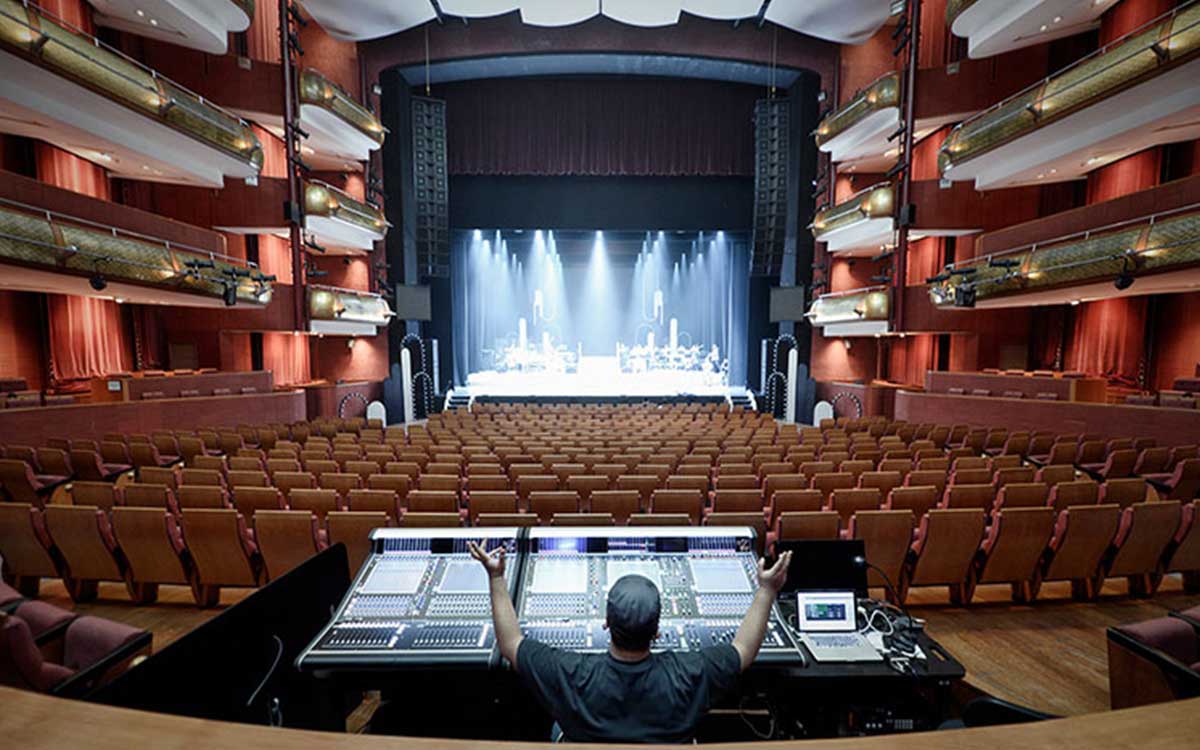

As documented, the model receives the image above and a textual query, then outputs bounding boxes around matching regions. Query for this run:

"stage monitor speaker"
[394,283,432,321]
[769,286,806,322]
[752,98,789,277]
[412,97,449,279]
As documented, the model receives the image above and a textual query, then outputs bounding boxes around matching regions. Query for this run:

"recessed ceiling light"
[1053,16,1062,23]
[149,18,158,26]
[114,297,125,304]
[136,8,145,16]
[1036,173,1045,179]
[1049,168,1057,174]
[1040,24,1048,32]
[1070,299,1080,306]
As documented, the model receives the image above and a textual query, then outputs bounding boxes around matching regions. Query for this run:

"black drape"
[441,77,759,177]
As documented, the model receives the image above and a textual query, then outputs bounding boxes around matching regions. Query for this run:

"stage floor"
[462,356,747,399]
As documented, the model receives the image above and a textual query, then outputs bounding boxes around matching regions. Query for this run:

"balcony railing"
[814,72,899,149]
[299,68,385,147]
[805,286,891,327]
[939,2,1200,176]
[304,180,388,238]
[928,203,1200,306]
[308,285,394,327]
[812,182,894,240]
[945,0,978,27]
[0,0,263,172]
[0,197,273,304]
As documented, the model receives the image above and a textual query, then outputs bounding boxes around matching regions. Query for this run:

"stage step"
[444,389,474,412]
[727,392,757,412]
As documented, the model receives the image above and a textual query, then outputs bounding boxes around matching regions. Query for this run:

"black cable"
[246,635,284,709]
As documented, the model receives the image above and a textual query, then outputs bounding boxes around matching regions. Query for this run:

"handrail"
[307,283,385,299]
[0,196,257,269]
[940,1,1200,172]
[813,284,891,300]
[814,72,899,147]
[0,0,263,169]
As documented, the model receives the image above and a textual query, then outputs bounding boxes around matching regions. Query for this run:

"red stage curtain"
[262,333,311,386]
[1065,297,1148,386]
[1100,0,1175,44]
[1028,306,1067,371]
[34,144,109,200]
[1086,148,1161,204]
[36,0,92,31]
[47,295,134,381]
[444,78,758,176]
[133,305,164,370]
[253,126,288,179]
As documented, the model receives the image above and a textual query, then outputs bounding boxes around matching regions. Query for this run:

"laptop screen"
[796,591,857,632]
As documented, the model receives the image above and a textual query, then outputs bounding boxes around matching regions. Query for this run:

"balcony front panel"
[939,3,1200,189]
[0,0,262,187]
[298,68,385,167]
[308,285,394,336]
[0,198,272,307]
[948,0,1118,59]
[806,286,891,337]
[812,182,895,256]
[815,73,900,168]
[303,180,388,253]
[928,207,1200,309]
[90,0,254,55]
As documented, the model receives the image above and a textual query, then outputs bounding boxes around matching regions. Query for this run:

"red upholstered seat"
[1,614,74,692]
[0,460,68,509]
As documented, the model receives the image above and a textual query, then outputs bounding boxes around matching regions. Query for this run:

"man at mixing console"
[468,541,792,743]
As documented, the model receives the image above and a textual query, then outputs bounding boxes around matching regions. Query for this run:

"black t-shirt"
[516,638,741,744]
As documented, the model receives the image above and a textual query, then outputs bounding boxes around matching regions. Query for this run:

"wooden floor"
[30,575,1200,719]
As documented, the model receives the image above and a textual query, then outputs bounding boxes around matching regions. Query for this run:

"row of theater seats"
[1,580,149,694]
[946,387,1060,400]
[4,412,1198,607]
[1126,391,1200,410]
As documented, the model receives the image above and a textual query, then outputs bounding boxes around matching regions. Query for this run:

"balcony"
[304,180,388,254]
[939,3,1200,189]
[0,196,273,308]
[298,69,386,168]
[0,1,263,187]
[805,286,891,337]
[947,0,1119,59]
[927,205,1200,309]
[815,73,900,170]
[90,0,254,54]
[812,182,895,256]
[308,285,395,336]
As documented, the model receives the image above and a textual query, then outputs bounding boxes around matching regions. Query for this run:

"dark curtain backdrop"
[442,77,759,177]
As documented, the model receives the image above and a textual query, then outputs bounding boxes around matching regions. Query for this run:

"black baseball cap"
[606,575,661,645]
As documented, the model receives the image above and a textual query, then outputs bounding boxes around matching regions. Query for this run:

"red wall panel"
[0,291,45,391]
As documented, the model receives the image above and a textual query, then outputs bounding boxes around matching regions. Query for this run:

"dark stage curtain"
[443,77,758,177]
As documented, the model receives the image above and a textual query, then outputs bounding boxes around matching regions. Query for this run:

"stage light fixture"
[89,272,107,291]
[222,282,238,307]
[988,257,1021,269]
[954,285,977,308]
[1114,256,1135,291]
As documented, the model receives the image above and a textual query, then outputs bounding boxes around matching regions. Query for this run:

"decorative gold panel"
[299,68,385,146]
[308,285,394,326]
[805,287,890,326]
[304,180,388,236]
[815,73,899,149]
[812,182,894,239]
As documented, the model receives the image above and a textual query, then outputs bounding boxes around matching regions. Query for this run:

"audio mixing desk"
[518,527,801,663]
[298,527,521,671]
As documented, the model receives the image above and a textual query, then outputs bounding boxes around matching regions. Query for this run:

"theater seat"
[110,507,191,604]
[774,511,840,553]
[288,488,342,522]
[1104,501,1182,597]
[1144,459,1200,501]
[475,513,537,528]
[69,449,131,482]
[628,513,692,527]
[1164,500,1200,593]
[530,491,581,524]
[179,509,262,607]
[327,511,390,571]
[969,507,1056,603]
[346,489,401,522]
[589,491,640,525]
[254,510,326,582]
[650,489,704,524]
[43,506,126,603]
[1048,480,1100,514]
[1080,449,1138,482]
[847,510,913,603]
[942,484,995,512]
[711,489,762,515]
[1099,478,1149,509]
[1,614,74,691]
[0,460,68,509]
[1035,505,1122,601]
[552,513,615,527]
[705,512,767,556]
[829,488,881,526]
[886,486,939,520]
[120,483,179,514]
[994,482,1050,512]
[70,482,121,512]
[128,443,178,470]
[0,504,61,597]
[900,509,986,605]
[398,512,462,528]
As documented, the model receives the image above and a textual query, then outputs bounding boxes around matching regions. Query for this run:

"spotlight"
[955,285,977,308]
[988,257,1022,269]
[89,273,107,291]
[1114,256,1135,291]
[223,283,238,307]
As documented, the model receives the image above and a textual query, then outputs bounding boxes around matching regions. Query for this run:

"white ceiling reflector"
[520,0,599,26]
[765,0,892,44]
[603,0,682,27]
[438,0,521,16]
[680,0,762,20]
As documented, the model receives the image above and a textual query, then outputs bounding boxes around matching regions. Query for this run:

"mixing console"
[299,525,803,673]
[299,527,520,669]
[516,527,800,663]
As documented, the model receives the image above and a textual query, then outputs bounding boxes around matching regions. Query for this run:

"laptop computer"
[794,590,882,663]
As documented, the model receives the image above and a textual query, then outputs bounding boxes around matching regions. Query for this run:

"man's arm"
[469,541,524,668]
[731,551,791,671]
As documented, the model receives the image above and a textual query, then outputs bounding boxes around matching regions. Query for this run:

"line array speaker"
[412,97,449,279]
[752,98,790,277]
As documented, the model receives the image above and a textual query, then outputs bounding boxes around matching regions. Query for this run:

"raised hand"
[757,550,791,594]
[468,540,506,579]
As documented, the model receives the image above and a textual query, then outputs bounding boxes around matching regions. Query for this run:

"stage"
[456,355,752,401]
